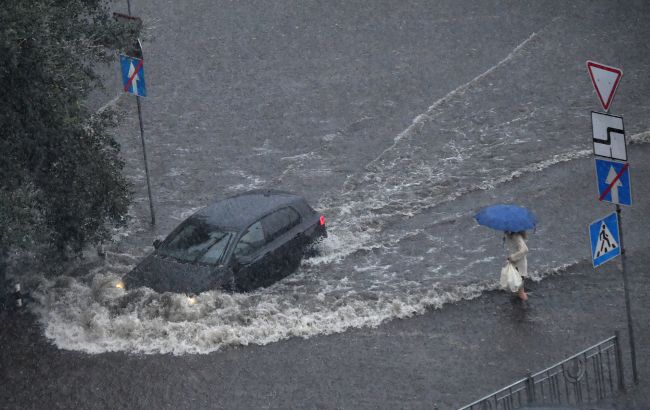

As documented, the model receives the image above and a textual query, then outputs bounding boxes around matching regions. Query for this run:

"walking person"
[505,231,528,301]
[475,203,537,301]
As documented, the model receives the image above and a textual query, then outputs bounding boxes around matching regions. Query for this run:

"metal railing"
[459,332,624,410]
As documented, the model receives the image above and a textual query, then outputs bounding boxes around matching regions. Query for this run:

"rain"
[2,1,650,408]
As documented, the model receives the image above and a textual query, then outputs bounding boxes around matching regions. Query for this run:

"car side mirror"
[153,239,162,249]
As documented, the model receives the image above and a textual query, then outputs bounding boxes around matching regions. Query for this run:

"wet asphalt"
[2,144,650,409]
[3,0,650,408]
[2,239,650,409]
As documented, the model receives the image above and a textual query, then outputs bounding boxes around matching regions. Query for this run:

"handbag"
[500,261,522,293]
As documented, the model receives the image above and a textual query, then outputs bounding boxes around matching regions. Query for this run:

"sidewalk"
[458,249,650,410]
[589,383,650,409]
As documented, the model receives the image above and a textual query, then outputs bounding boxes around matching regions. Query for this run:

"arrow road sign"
[120,55,147,97]
[589,212,621,268]
[592,112,626,161]
[586,61,622,111]
[595,158,631,206]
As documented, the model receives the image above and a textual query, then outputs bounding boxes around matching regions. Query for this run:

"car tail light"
[319,215,325,226]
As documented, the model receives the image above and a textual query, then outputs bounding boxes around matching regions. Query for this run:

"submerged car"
[122,190,326,293]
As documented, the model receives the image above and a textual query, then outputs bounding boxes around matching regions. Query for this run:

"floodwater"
[23,0,650,356]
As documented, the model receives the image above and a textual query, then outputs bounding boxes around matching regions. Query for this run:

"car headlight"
[187,295,197,306]
[115,279,125,290]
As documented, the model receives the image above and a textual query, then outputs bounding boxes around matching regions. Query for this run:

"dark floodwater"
[23,0,650,355]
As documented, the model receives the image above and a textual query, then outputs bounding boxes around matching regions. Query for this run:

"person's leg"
[517,286,528,301]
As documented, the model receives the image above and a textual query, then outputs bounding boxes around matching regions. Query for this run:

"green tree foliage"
[0,1,140,260]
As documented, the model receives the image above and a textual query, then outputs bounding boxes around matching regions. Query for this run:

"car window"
[158,218,233,264]
[198,233,232,264]
[262,207,301,242]
[234,221,266,258]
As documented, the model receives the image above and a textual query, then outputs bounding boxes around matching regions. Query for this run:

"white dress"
[505,233,528,277]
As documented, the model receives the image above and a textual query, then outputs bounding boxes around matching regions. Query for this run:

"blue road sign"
[595,158,631,206]
[120,55,147,97]
[589,212,620,268]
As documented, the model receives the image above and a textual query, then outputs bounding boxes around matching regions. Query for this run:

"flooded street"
[3,0,650,408]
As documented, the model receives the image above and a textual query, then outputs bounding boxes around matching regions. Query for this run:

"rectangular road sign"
[120,55,147,97]
[595,158,631,206]
[589,212,621,268]
[592,112,626,161]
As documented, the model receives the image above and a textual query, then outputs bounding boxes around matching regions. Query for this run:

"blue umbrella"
[475,204,537,232]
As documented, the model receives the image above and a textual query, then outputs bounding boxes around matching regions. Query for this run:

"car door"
[231,220,270,291]
[261,207,304,284]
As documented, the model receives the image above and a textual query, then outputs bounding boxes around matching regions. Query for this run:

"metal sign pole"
[136,96,156,226]
[616,204,638,384]
[124,1,155,226]
[586,60,636,385]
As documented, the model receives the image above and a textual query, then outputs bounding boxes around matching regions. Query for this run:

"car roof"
[194,189,309,231]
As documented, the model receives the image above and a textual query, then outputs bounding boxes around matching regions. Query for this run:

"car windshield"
[157,218,234,265]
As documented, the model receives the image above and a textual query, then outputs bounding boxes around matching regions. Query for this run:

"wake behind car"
[122,190,326,293]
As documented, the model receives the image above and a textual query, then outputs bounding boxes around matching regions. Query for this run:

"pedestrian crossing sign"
[589,212,621,268]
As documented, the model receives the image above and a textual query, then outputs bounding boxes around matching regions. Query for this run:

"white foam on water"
[322,133,342,142]
[311,145,593,273]
[165,168,184,177]
[301,229,377,266]
[110,206,146,243]
[630,130,650,144]
[252,138,281,155]
[31,232,589,356]
[32,268,496,355]
[224,170,267,192]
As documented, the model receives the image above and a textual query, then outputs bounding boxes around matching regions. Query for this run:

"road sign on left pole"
[118,4,154,225]
[120,55,147,97]
[118,49,155,225]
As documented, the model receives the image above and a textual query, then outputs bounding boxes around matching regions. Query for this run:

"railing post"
[614,331,626,392]
[526,372,535,404]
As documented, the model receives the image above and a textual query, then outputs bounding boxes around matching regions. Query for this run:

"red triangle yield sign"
[586,61,622,111]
